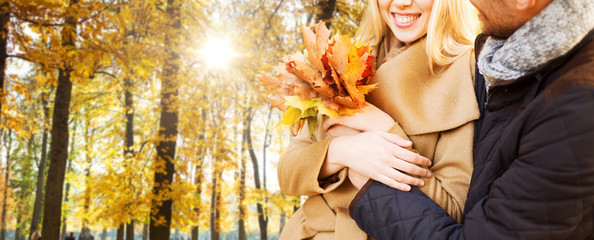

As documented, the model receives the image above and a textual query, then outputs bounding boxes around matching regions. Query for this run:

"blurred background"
[0,0,368,239]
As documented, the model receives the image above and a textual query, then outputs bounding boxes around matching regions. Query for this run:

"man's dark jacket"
[349,31,594,239]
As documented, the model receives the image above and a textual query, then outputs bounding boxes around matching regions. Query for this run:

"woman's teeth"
[395,14,419,24]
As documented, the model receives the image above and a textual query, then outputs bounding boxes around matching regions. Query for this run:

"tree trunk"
[15,211,22,240]
[191,161,204,240]
[261,108,273,236]
[61,124,77,240]
[0,131,12,240]
[209,158,220,240]
[244,109,268,240]
[150,1,182,237]
[215,168,222,240]
[60,180,70,240]
[262,108,272,192]
[126,220,134,240]
[190,227,198,240]
[42,0,78,239]
[123,76,135,240]
[191,109,206,240]
[124,77,134,157]
[149,1,181,239]
[80,117,92,240]
[29,92,50,240]
[149,42,177,240]
[101,228,107,240]
[0,0,9,117]
[141,224,147,240]
[280,211,286,234]
[209,107,226,240]
[116,224,124,240]
[238,134,247,240]
[17,137,35,240]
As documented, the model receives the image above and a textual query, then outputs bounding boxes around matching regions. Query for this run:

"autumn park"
[0,0,368,239]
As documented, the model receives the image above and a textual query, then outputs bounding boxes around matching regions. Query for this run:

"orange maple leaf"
[258,21,377,136]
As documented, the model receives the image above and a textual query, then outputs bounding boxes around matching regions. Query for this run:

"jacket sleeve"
[416,122,473,222]
[277,119,345,196]
[349,87,594,239]
[278,121,416,197]
[387,122,473,222]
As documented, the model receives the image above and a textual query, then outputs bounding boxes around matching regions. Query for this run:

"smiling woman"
[198,38,237,69]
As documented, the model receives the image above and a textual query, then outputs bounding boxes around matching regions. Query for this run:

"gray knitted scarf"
[478,0,594,86]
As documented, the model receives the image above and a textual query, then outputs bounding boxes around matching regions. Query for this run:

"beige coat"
[278,38,480,240]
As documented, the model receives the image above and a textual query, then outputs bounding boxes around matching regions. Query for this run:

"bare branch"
[6,54,34,63]
[78,4,111,24]
[266,0,285,31]
[94,70,117,79]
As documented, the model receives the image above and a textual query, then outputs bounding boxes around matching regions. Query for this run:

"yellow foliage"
[1,0,365,236]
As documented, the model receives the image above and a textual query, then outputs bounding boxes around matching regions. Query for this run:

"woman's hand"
[323,103,396,135]
[326,131,432,191]
[348,168,369,190]
[319,102,432,191]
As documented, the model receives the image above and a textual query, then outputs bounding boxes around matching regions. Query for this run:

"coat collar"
[367,38,480,135]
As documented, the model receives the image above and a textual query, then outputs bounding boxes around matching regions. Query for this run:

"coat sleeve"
[386,122,473,222]
[417,122,473,222]
[278,121,416,197]
[349,86,594,239]
[277,119,345,196]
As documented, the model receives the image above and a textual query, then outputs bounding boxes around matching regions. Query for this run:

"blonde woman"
[278,0,480,239]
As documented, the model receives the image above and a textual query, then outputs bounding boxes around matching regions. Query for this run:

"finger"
[377,131,413,147]
[383,167,425,187]
[388,158,431,178]
[322,117,340,132]
[389,145,432,168]
[377,136,431,167]
[375,174,412,191]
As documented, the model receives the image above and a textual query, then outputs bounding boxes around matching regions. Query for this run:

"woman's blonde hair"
[355,0,479,73]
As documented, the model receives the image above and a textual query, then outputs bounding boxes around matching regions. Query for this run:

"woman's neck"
[377,34,426,66]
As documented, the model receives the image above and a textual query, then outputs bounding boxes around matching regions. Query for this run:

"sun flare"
[199,39,236,69]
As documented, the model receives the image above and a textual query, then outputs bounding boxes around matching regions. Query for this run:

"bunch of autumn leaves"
[258,21,377,135]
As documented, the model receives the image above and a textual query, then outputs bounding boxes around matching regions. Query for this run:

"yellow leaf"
[300,107,317,119]
[357,83,379,95]
[278,107,301,126]
[318,104,339,119]
[283,96,321,111]
[307,116,318,135]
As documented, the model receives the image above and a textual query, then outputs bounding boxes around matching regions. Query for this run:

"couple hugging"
[277,0,594,239]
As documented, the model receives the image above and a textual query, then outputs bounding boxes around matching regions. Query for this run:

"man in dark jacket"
[349,0,594,239]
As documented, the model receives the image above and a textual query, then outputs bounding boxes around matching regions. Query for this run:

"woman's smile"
[379,0,434,43]
[392,12,421,28]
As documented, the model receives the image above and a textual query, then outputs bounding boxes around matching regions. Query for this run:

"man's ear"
[515,0,536,10]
